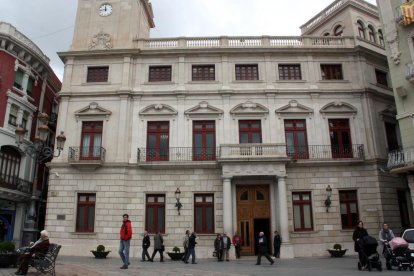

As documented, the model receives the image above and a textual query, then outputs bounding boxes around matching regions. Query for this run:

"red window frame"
[194,194,215,234]
[146,194,165,234]
[192,65,215,81]
[278,64,302,80]
[357,21,365,38]
[87,66,109,82]
[284,119,308,159]
[80,121,103,160]
[378,30,384,46]
[192,121,216,161]
[292,192,313,231]
[339,190,358,229]
[368,26,376,43]
[239,120,262,143]
[375,69,388,87]
[321,64,343,80]
[149,66,172,82]
[146,121,169,161]
[329,119,352,158]
[76,193,96,232]
[235,64,258,80]
[0,146,21,186]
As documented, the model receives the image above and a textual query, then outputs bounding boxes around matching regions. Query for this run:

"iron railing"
[0,175,32,194]
[287,144,364,160]
[388,147,414,169]
[137,147,220,162]
[69,146,106,162]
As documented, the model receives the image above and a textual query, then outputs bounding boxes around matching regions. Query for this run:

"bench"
[29,243,61,276]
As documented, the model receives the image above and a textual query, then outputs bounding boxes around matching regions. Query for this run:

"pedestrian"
[232,230,243,259]
[119,214,132,269]
[222,232,231,261]
[353,220,368,270]
[150,231,164,262]
[379,223,395,270]
[15,230,50,275]
[255,231,274,265]
[214,234,224,262]
[182,230,190,262]
[141,230,151,262]
[273,230,282,258]
[184,231,197,264]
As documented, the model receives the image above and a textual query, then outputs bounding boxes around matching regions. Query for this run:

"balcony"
[406,62,414,84]
[69,146,106,170]
[0,175,32,199]
[287,144,365,161]
[219,144,288,161]
[396,2,414,26]
[387,147,414,173]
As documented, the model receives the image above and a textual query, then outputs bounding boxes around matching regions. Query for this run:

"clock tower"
[70,0,155,51]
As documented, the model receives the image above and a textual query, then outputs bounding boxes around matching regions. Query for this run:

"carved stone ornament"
[89,32,113,50]
[386,33,401,65]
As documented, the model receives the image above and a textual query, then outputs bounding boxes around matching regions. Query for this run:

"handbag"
[212,250,217,257]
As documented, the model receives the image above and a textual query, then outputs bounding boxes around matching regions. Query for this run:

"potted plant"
[327,243,348,257]
[167,246,185,261]
[0,241,18,267]
[91,245,111,259]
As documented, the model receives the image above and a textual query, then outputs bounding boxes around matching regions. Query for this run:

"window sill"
[274,80,307,83]
[143,81,175,85]
[290,230,318,234]
[319,80,349,83]
[187,81,219,84]
[232,80,264,83]
[82,82,111,85]
[70,232,97,235]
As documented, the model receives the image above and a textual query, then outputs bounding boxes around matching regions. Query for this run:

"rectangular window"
[385,122,399,151]
[146,194,165,234]
[147,121,169,161]
[14,69,24,90]
[192,65,215,81]
[21,112,29,130]
[285,119,308,159]
[235,64,258,80]
[339,190,358,229]
[239,120,262,143]
[26,78,33,96]
[194,194,214,234]
[149,66,172,82]
[8,105,18,126]
[397,190,410,228]
[375,69,388,87]
[292,192,313,231]
[278,64,302,80]
[321,64,343,80]
[81,121,103,160]
[193,121,216,160]
[76,193,96,232]
[87,66,109,83]
[329,119,352,158]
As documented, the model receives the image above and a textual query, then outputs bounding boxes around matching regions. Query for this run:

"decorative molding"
[230,100,269,119]
[184,101,223,120]
[319,101,357,118]
[139,104,178,117]
[275,100,314,118]
[379,105,397,122]
[74,102,112,121]
[88,32,113,50]
[386,33,401,65]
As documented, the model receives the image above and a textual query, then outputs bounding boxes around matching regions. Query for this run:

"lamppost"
[14,112,66,246]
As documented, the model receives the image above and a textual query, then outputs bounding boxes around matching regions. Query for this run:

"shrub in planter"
[327,243,347,258]
[167,246,185,260]
[91,245,110,259]
[0,241,18,268]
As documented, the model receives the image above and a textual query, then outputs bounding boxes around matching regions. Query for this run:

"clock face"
[99,4,113,17]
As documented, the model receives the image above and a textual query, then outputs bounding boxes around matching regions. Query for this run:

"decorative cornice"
[74,102,112,121]
[319,101,357,118]
[184,101,224,119]
[275,100,314,117]
[139,104,178,117]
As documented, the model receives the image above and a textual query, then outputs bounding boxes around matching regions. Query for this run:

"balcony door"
[81,121,102,160]
[329,119,352,158]
[193,121,216,160]
[285,119,308,159]
[239,120,262,143]
[147,121,169,161]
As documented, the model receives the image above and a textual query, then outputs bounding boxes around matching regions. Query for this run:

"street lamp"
[324,185,333,212]
[175,188,183,215]
[14,112,66,246]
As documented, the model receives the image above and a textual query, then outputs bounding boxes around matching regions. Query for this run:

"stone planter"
[167,252,185,260]
[0,253,18,267]
[91,250,111,259]
[327,249,347,257]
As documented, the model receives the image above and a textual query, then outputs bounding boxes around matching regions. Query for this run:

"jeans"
[142,246,151,261]
[185,247,196,263]
[119,240,130,266]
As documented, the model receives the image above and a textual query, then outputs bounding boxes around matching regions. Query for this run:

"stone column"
[12,202,26,247]
[222,176,233,235]
[278,176,289,243]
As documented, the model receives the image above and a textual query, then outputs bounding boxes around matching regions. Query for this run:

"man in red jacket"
[119,214,132,269]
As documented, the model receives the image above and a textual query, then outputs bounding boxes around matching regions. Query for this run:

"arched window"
[0,146,21,185]
[357,21,365,38]
[368,25,376,43]
[334,25,344,36]
[378,29,384,46]
[323,32,330,36]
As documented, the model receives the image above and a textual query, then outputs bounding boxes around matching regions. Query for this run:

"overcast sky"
[0,0,377,81]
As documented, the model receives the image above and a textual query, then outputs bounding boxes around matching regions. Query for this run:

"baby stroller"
[384,237,414,271]
[357,235,382,271]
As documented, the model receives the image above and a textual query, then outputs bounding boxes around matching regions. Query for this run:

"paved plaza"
[0,254,408,276]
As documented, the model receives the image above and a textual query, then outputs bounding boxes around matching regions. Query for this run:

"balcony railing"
[0,175,32,194]
[388,147,414,169]
[287,144,364,160]
[69,146,106,162]
[406,62,414,83]
[137,147,220,162]
[219,144,287,159]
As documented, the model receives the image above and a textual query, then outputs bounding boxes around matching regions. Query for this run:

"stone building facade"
[47,0,409,258]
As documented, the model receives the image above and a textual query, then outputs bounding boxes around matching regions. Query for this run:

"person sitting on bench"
[15,230,50,275]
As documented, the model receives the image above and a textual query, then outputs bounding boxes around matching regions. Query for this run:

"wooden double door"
[236,185,271,255]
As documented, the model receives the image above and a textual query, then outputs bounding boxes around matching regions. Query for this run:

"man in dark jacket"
[184,231,197,264]
[119,214,132,269]
[141,230,151,261]
[273,230,282,258]
[255,231,274,265]
[150,231,164,262]
[15,230,50,275]
[222,232,231,261]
